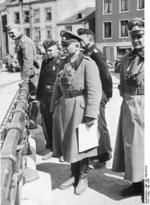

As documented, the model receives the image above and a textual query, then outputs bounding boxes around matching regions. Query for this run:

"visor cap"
[127,18,144,34]
[43,40,57,49]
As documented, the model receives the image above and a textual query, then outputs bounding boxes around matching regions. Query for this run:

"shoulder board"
[84,56,91,61]
[20,37,25,44]
[93,48,98,53]
[20,35,29,44]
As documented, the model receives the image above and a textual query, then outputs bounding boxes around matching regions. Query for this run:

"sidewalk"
[35,155,143,205]
[21,71,143,205]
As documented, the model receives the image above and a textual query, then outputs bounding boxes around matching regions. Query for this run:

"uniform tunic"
[37,56,61,149]
[50,53,102,163]
[15,35,38,80]
[86,44,113,155]
[112,50,144,182]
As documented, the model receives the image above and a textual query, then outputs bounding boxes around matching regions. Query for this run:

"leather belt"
[65,90,84,98]
[43,85,54,93]
[44,85,54,89]
[124,88,144,95]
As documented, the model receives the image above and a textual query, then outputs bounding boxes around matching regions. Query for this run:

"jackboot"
[121,181,144,197]
[74,158,89,195]
[59,176,75,190]
[59,162,78,190]
[74,173,88,195]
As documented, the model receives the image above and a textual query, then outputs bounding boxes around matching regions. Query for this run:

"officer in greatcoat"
[50,30,102,195]
[7,25,40,129]
[37,40,62,160]
[77,28,113,168]
[112,18,144,198]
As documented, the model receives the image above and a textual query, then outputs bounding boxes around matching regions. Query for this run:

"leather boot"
[59,176,75,190]
[74,158,89,195]
[59,162,78,190]
[74,173,88,195]
[121,181,144,197]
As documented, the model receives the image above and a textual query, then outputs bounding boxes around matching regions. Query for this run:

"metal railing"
[1,80,29,205]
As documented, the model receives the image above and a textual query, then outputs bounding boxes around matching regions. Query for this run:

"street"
[0,70,143,205]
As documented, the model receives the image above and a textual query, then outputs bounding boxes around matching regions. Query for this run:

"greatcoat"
[50,53,102,163]
[112,50,144,182]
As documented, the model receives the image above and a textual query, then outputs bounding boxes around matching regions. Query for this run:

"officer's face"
[46,45,58,59]
[130,32,144,50]
[65,42,80,57]
[8,29,20,40]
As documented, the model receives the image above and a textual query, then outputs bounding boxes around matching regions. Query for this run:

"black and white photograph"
[0,0,149,205]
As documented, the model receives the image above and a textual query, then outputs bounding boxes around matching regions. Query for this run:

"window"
[137,0,144,9]
[120,0,129,12]
[34,27,41,41]
[104,22,112,38]
[120,20,129,37]
[33,9,40,23]
[45,7,52,21]
[24,28,30,37]
[46,26,52,39]
[103,0,112,14]
[77,13,82,19]
[24,11,30,23]
[65,25,72,31]
[14,12,20,24]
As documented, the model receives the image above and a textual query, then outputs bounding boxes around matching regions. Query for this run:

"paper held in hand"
[78,120,99,153]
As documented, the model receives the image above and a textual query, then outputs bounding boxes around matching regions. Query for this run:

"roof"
[57,7,95,25]
[0,0,11,12]
[5,0,56,7]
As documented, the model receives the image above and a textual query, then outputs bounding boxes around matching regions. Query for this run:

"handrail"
[1,80,29,205]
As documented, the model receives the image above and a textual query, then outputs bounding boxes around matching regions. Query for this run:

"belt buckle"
[46,85,51,89]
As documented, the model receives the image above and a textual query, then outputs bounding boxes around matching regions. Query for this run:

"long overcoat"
[112,50,144,182]
[50,53,102,163]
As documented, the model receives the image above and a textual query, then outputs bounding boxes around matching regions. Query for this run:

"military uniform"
[86,44,112,157]
[51,30,102,194]
[37,55,61,150]
[15,34,39,81]
[112,49,144,180]
[51,53,102,162]
[77,28,113,161]
[112,18,144,197]
[15,34,40,128]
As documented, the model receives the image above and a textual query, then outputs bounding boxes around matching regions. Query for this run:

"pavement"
[0,70,144,205]
[28,71,143,205]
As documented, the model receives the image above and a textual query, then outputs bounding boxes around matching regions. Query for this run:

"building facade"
[95,0,144,61]
[57,7,95,37]
[0,0,95,58]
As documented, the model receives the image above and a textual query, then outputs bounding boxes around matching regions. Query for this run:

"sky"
[0,0,5,3]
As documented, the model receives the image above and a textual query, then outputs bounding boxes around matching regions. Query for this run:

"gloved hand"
[83,117,96,127]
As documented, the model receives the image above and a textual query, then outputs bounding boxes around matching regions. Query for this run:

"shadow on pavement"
[88,168,130,200]
[37,162,130,201]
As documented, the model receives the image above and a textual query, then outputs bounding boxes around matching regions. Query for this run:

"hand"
[83,117,96,127]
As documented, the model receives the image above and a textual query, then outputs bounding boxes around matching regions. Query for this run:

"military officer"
[7,25,40,182]
[37,40,62,160]
[112,18,144,199]
[50,30,102,195]
[7,25,39,129]
[77,28,113,168]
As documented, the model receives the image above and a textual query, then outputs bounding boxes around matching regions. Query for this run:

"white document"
[78,120,99,153]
